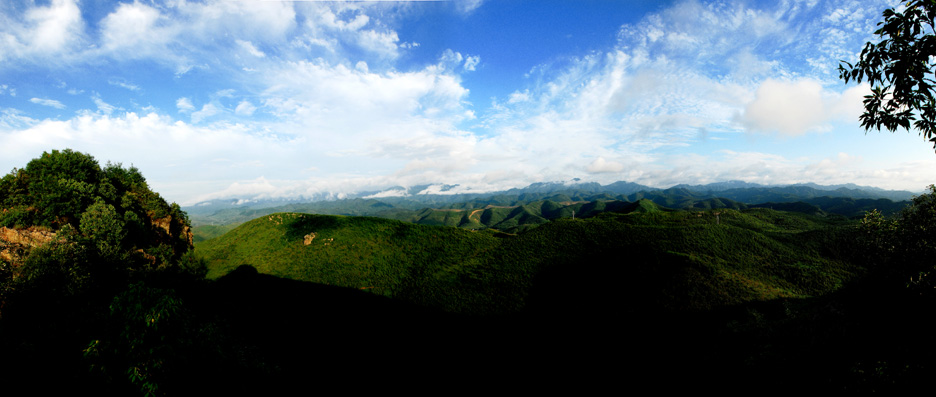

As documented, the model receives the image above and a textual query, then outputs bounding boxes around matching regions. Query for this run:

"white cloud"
[0,112,296,203]
[455,0,485,15]
[236,40,266,58]
[313,6,370,31]
[108,79,141,91]
[26,0,83,53]
[0,0,84,63]
[0,109,38,130]
[29,97,66,109]
[357,29,401,59]
[191,103,222,123]
[99,1,174,58]
[3,0,928,204]
[204,177,278,200]
[507,90,529,104]
[176,97,195,112]
[258,59,469,130]
[92,95,116,115]
[440,49,463,66]
[97,0,296,63]
[235,101,257,116]
[628,149,936,192]
[739,79,865,136]
[464,55,480,71]
[587,157,625,173]
[299,4,405,60]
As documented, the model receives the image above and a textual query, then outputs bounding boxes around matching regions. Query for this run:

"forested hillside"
[198,205,857,315]
[188,186,911,240]
[0,150,204,395]
[3,150,936,393]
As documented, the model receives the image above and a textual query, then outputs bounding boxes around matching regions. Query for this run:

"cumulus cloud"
[191,103,222,123]
[464,55,480,71]
[739,79,865,136]
[299,4,406,61]
[0,112,298,202]
[3,0,928,204]
[0,0,85,63]
[99,2,167,54]
[439,49,479,71]
[356,29,401,59]
[470,0,893,193]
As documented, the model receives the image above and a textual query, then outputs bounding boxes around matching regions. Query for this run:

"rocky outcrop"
[152,215,194,248]
[303,232,316,245]
[0,227,56,264]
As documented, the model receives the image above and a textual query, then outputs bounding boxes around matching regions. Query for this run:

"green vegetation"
[0,150,201,395]
[4,149,936,393]
[199,213,512,313]
[188,187,910,243]
[198,206,856,315]
[839,0,936,149]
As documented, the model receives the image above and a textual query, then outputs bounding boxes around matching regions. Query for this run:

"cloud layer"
[2,0,934,205]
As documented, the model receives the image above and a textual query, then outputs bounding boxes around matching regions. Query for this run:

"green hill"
[187,186,910,242]
[198,208,858,315]
[399,198,665,234]
[198,213,520,314]
[6,150,935,393]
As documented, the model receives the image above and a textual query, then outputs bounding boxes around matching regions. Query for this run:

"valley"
[2,150,933,393]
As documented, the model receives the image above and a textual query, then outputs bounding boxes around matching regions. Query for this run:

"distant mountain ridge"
[187,195,911,246]
[186,180,916,232]
[188,179,916,211]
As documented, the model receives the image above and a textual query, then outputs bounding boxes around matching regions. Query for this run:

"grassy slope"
[199,213,521,314]
[198,208,858,316]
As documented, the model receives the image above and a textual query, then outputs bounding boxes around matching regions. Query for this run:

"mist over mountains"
[183,179,919,239]
[187,179,918,214]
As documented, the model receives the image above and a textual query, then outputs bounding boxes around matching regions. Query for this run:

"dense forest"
[2,150,936,393]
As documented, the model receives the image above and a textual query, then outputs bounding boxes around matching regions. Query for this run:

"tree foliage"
[0,149,190,256]
[858,185,936,294]
[839,0,936,149]
[0,149,195,322]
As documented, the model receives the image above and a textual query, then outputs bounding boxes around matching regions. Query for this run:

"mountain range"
[186,180,917,239]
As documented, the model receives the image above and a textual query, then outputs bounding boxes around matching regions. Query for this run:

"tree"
[838,0,936,150]
[857,185,936,295]
[80,198,127,256]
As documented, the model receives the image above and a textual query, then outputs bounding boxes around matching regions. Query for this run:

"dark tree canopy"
[839,0,936,149]
[0,149,192,262]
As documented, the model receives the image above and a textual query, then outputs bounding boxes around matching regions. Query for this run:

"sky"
[2,0,935,205]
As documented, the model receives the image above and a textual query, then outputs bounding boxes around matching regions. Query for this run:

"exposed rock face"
[0,214,195,266]
[152,215,194,248]
[0,227,56,264]
[303,232,316,245]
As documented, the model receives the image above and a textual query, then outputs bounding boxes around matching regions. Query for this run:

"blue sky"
[2,0,934,205]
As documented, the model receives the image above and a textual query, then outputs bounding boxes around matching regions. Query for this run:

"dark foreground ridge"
[3,150,936,393]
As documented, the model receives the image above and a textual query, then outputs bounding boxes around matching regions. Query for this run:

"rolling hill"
[6,150,934,393]
[188,183,913,241]
[197,206,858,316]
